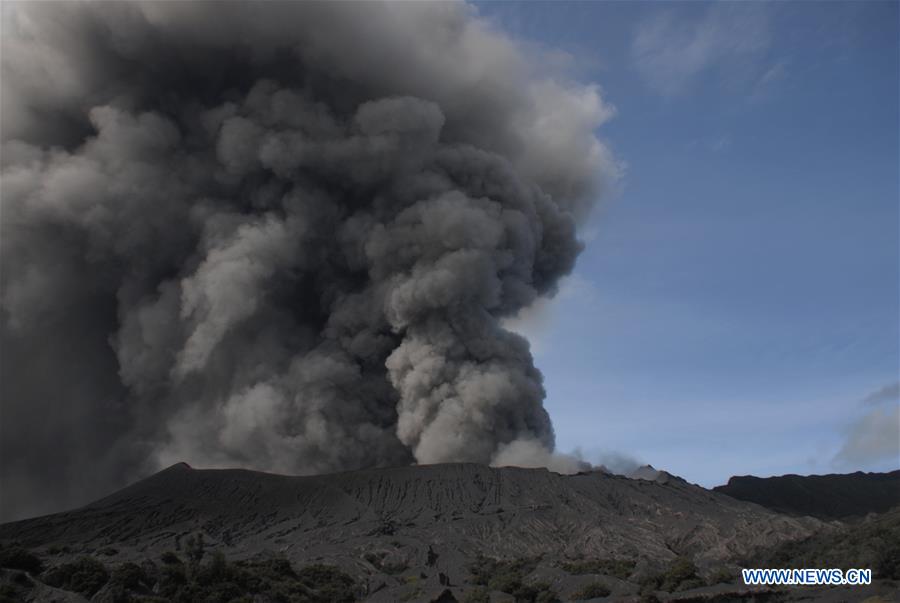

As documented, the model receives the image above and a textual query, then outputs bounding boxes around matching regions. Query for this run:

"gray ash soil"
[1,463,898,602]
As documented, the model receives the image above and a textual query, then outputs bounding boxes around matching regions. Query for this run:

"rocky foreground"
[1,463,897,602]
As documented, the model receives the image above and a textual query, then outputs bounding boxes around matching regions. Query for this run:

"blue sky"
[477,1,899,485]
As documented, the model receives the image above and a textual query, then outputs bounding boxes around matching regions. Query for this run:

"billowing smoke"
[0,1,617,520]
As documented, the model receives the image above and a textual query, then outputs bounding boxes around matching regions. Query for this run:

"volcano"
[3,463,897,601]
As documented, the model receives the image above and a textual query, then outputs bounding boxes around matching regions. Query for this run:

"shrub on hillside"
[184,534,205,567]
[32,545,360,603]
[874,538,900,580]
[469,555,537,588]
[462,585,491,603]
[110,561,154,591]
[639,557,702,594]
[662,557,699,591]
[467,556,558,602]
[295,564,357,602]
[758,506,900,579]
[562,558,635,580]
[706,567,738,585]
[43,556,110,597]
[0,547,44,574]
[572,581,611,600]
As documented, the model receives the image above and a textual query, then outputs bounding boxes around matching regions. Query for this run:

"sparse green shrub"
[463,586,491,603]
[572,581,611,600]
[32,546,358,603]
[200,579,244,602]
[676,577,704,592]
[399,585,424,602]
[488,567,522,593]
[638,557,701,594]
[0,583,21,603]
[520,581,559,603]
[638,571,661,595]
[296,564,356,602]
[706,567,737,585]
[184,534,205,567]
[758,507,900,579]
[381,560,409,574]
[43,556,110,597]
[640,557,705,595]
[660,557,699,592]
[194,551,233,585]
[111,562,152,591]
[157,562,188,598]
[0,547,43,574]
[562,558,635,580]
[262,557,296,579]
[45,545,72,555]
[467,556,555,602]
[874,537,900,580]
[0,575,35,603]
[469,555,535,587]
[237,556,297,587]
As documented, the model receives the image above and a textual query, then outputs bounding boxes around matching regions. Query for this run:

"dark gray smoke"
[0,1,617,521]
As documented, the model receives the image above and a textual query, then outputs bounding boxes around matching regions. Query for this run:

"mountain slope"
[713,470,900,520]
[1,463,820,571]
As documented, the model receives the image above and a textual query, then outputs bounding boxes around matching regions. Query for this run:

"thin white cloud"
[632,4,770,97]
[749,59,790,102]
[710,135,731,153]
[684,134,731,153]
[758,60,789,86]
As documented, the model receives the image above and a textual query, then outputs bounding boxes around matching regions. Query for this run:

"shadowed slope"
[1,462,821,572]
[714,470,900,520]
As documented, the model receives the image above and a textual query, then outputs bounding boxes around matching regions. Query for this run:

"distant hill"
[714,470,900,520]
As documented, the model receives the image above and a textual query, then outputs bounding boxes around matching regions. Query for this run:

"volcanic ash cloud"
[0,1,618,519]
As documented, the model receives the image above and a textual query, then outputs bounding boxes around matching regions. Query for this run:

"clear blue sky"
[477,0,899,485]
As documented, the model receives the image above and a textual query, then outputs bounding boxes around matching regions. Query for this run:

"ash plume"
[0,1,617,520]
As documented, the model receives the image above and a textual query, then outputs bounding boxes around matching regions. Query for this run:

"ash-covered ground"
[1,464,897,602]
